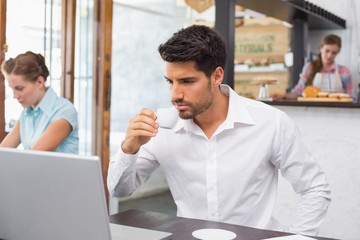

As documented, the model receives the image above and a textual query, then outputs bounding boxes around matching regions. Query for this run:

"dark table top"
[109,209,336,240]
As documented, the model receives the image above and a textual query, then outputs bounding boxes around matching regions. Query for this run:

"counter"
[263,99,360,108]
[269,103,360,240]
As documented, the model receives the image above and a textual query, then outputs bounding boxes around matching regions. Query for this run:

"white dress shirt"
[108,85,331,235]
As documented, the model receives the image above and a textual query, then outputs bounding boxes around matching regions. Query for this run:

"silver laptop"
[0,148,172,240]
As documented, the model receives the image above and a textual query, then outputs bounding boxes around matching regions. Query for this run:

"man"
[107,25,331,235]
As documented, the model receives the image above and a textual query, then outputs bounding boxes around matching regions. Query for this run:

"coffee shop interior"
[0,0,359,239]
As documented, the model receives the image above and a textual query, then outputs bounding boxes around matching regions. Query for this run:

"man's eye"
[166,79,173,85]
[182,80,193,84]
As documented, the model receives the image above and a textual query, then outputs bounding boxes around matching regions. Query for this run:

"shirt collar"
[172,84,255,133]
[322,63,337,73]
[220,84,255,127]
[25,87,57,117]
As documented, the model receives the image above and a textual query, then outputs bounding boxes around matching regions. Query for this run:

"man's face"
[164,61,213,119]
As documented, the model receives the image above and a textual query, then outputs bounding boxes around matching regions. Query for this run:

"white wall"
[274,106,360,240]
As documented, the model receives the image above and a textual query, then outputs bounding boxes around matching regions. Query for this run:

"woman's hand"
[271,92,298,100]
[0,121,21,148]
[271,93,286,100]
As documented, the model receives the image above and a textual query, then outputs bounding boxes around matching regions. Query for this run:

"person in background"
[0,51,79,153]
[273,34,352,100]
[107,25,331,235]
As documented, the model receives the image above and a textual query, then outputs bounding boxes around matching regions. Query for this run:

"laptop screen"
[0,148,111,240]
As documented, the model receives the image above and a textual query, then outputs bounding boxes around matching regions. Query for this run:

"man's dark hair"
[158,25,227,78]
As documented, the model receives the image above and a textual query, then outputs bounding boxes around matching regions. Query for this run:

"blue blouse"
[19,87,79,153]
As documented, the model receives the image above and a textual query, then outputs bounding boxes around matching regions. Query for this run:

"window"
[74,0,94,155]
[4,0,62,132]
[110,0,215,155]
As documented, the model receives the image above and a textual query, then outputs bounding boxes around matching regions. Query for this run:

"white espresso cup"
[156,107,178,129]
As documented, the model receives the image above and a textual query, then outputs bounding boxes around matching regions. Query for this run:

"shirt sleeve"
[271,110,331,235]
[107,142,160,197]
[291,63,311,96]
[51,98,79,134]
[338,65,353,95]
[107,148,138,197]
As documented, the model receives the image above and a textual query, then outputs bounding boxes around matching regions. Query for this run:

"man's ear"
[213,66,224,86]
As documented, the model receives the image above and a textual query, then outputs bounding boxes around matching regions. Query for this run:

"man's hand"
[121,108,158,154]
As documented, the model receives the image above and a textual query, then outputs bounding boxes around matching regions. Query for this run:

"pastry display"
[301,86,321,98]
[328,93,339,98]
[317,92,329,97]
[298,87,353,102]
[338,93,350,98]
